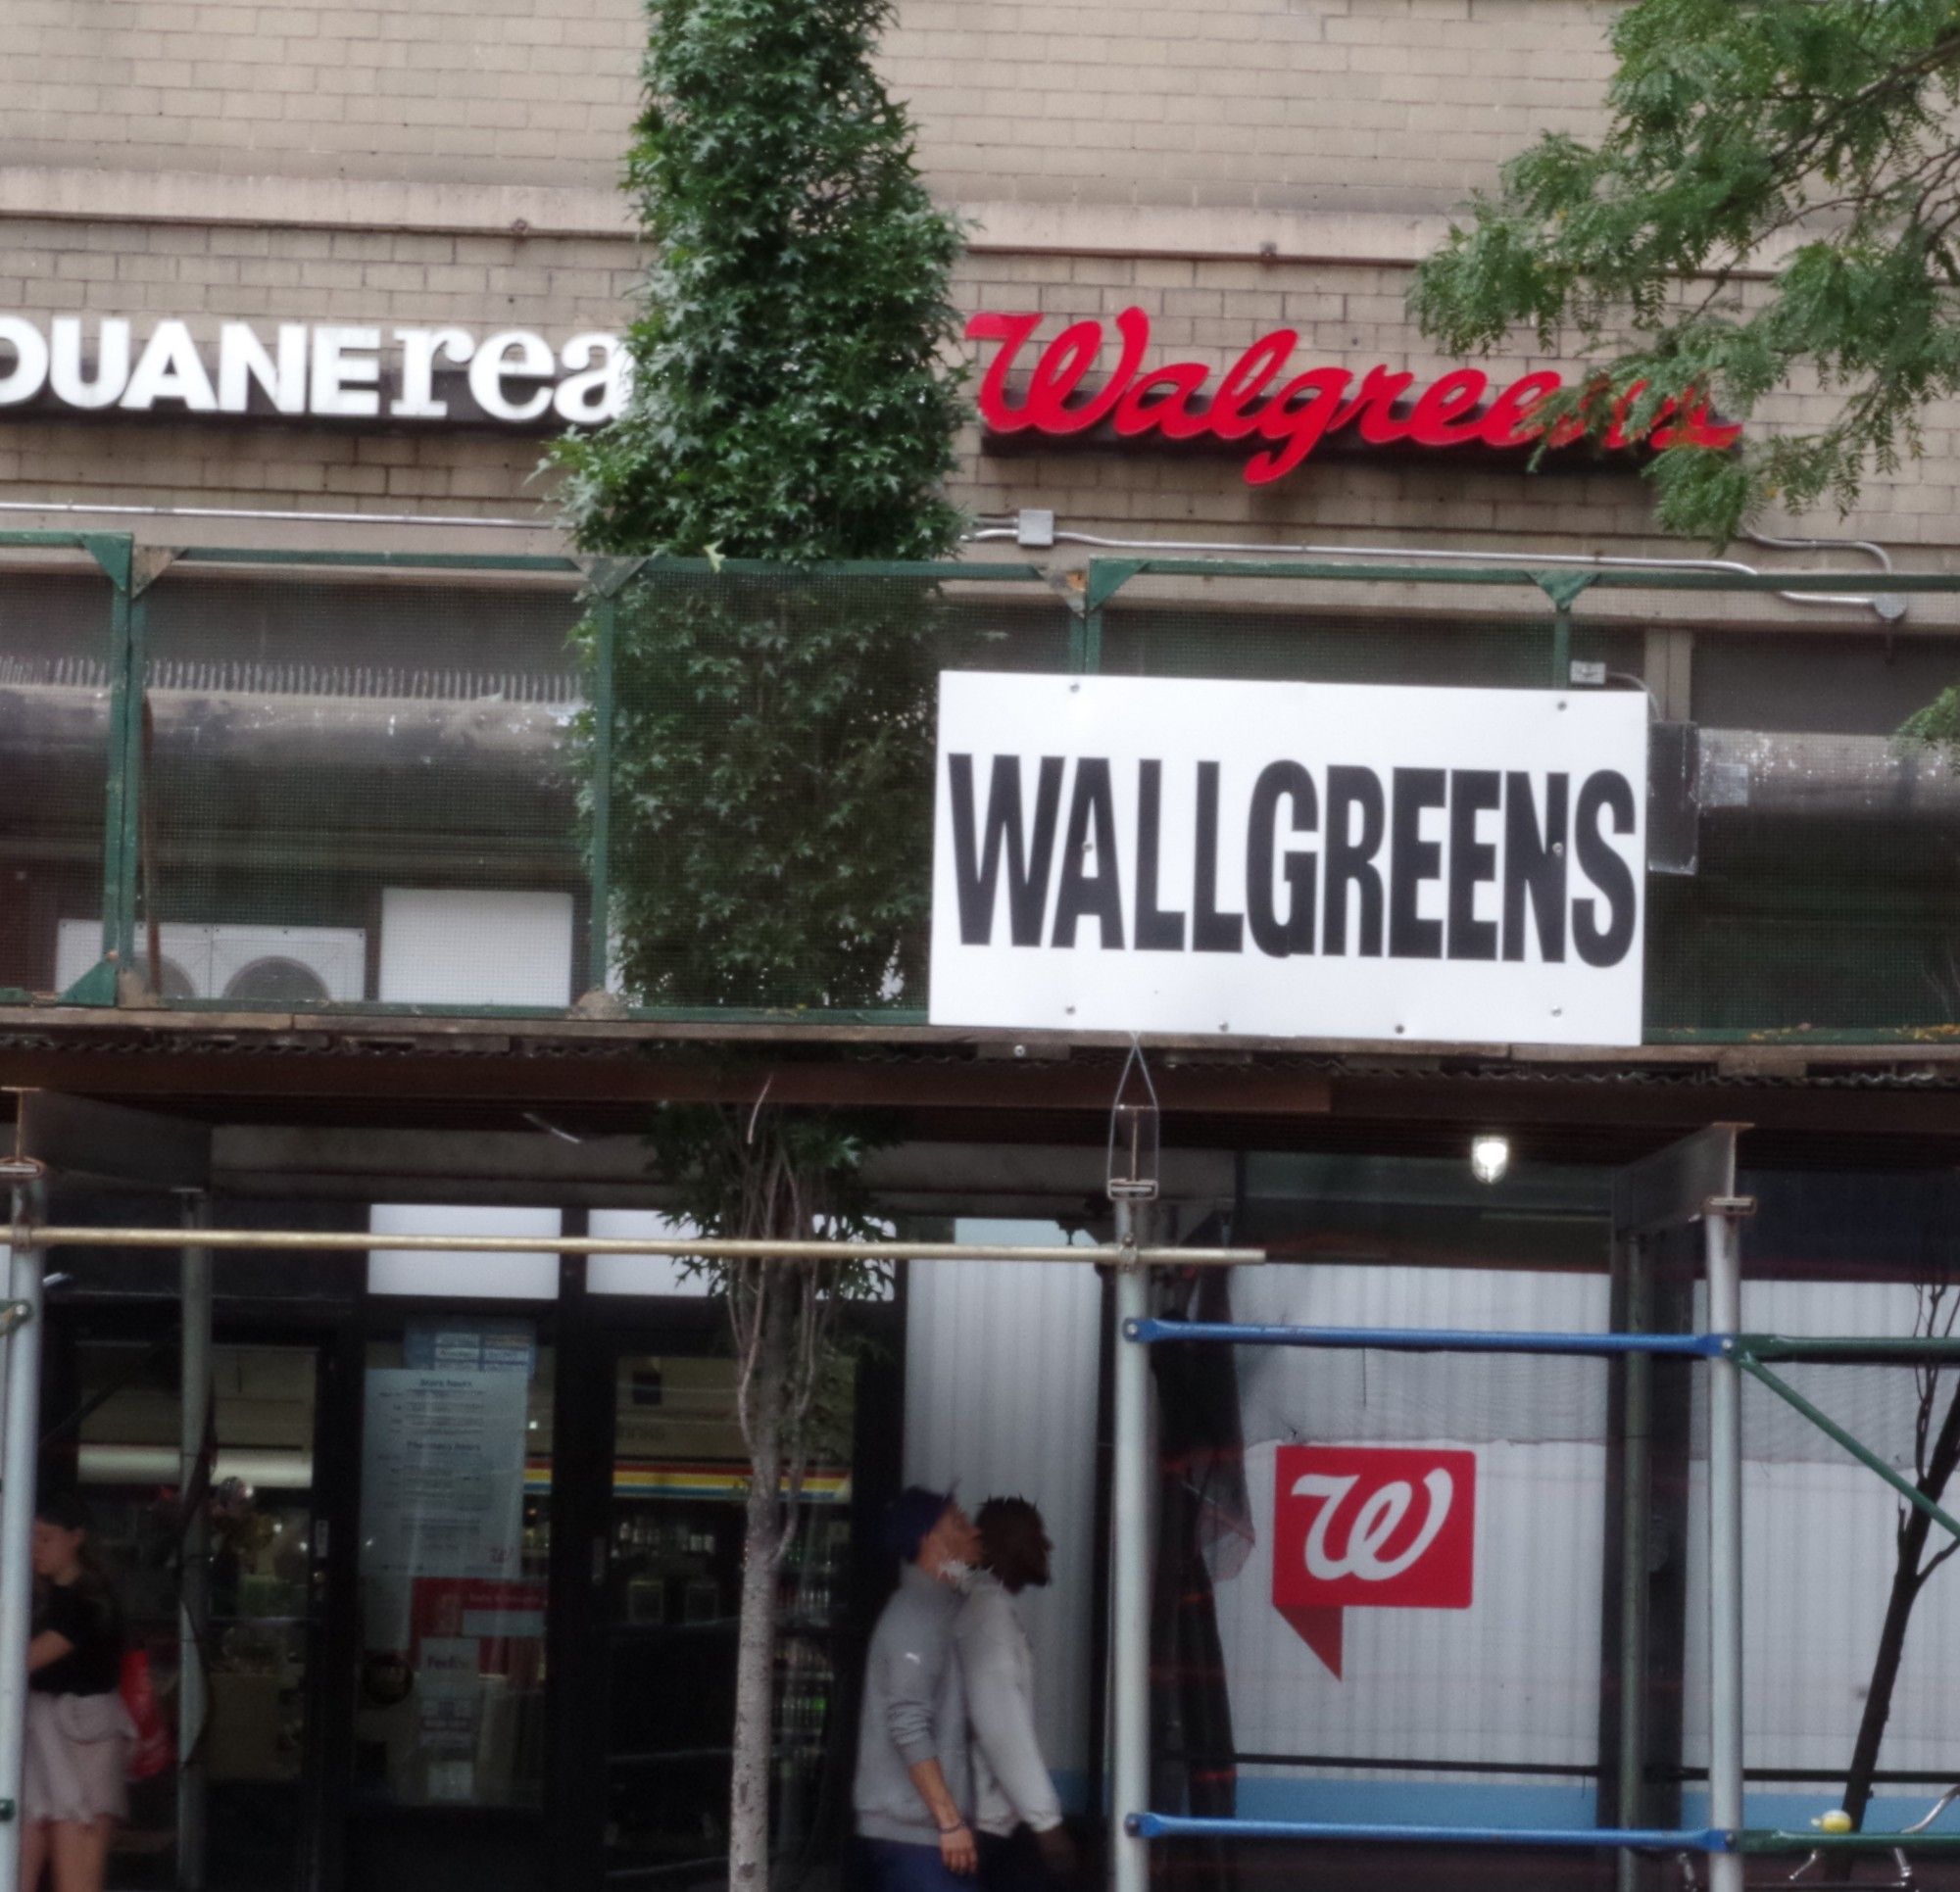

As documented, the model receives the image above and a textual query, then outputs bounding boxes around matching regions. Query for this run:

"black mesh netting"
[0,558,118,996]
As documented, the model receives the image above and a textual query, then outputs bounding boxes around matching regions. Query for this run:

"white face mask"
[937,1558,977,1593]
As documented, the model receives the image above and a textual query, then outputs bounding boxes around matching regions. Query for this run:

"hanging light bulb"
[1470,1134,1511,1186]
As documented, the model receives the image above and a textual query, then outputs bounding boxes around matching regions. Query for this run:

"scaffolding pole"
[177,1195,211,1892]
[1108,1198,1152,1892]
[0,1190,44,1892]
[1705,1198,1750,1892]
[10,1227,1256,1267]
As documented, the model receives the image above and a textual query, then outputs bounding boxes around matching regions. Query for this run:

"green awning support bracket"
[1084,558,1145,615]
[1738,1353,1960,1545]
[129,547,182,600]
[581,556,646,600]
[56,961,118,1008]
[1532,571,1596,687]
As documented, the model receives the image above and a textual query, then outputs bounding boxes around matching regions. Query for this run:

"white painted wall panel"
[905,1226,1101,1800]
[368,1202,562,1299]
[377,888,573,1007]
[586,1208,708,1298]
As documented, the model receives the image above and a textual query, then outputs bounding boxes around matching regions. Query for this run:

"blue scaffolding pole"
[1110,1152,1757,1890]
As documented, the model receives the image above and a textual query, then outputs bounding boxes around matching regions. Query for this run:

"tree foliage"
[593,570,938,1012]
[550,0,966,561]
[1410,0,1960,543]
[550,0,966,1878]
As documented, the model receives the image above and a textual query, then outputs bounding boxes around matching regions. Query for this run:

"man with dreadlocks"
[955,1497,1075,1891]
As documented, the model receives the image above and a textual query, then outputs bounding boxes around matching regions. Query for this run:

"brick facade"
[0,0,1953,572]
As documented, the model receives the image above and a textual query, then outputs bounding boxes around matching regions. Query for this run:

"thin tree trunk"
[1834,1377,1960,1873]
[1841,1517,1931,1833]
[729,1281,791,1892]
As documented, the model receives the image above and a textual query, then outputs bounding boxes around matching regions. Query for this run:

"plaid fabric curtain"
[1149,1264,1252,1890]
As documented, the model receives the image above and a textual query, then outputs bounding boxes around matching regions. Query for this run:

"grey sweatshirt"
[853,1563,972,1845]
[956,1573,1064,1837]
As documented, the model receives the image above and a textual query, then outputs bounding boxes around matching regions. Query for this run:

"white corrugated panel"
[1683,1277,1960,1804]
[1214,1265,1609,1786]
[905,1225,1101,1803]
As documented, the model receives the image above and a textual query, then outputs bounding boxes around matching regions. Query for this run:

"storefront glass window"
[354,1325,552,1810]
[74,1337,322,1884]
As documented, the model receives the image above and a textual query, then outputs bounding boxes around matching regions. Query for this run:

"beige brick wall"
[891,0,1619,216]
[0,0,1615,211]
[0,0,1956,590]
[0,0,643,188]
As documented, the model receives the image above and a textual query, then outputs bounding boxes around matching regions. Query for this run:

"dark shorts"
[859,1836,971,1892]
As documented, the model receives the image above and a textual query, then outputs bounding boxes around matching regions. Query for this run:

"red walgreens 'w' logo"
[1272,1445,1476,1679]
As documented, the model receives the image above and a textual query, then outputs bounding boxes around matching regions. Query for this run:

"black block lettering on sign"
[1246,760,1318,958]
[1134,759,1187,951]
[1446,769,1500,962]
[948,752,1064,946]
[1322,765,1385,957]
[1572,770,1638,968]
[1052,757,1125,948]
[1389,766,1446,960]
[1502,771,1568,963]
[1193,760,1245,953]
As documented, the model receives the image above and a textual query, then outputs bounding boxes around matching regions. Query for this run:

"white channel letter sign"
[928,672,1648,1047]
[0,315,628,426]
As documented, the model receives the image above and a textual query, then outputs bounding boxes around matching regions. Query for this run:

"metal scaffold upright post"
[0,1164,47,1892]
[179,1193,214,1892]
[1110,1198,1151,1892]
[1706,1192,1752,1892]
[1106,1043,1160,1892]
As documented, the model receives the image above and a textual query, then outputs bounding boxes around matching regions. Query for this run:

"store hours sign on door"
[928,672,1647,1047]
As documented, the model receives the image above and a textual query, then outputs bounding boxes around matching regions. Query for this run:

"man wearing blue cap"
[854,1485,983,1888]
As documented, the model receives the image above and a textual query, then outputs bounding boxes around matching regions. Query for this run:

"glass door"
[73,1334,326,1891]
[350,1321,554,1815]
[597,1351,858,1887]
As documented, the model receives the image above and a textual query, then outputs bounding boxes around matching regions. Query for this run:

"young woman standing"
[22,1492,134,1892]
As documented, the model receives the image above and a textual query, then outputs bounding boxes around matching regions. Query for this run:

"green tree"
[550,0,967,1878]
[1413,3,1960,1836]
[1409,0,1960,546]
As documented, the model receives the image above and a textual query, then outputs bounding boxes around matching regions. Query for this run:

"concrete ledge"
[963,200,1450,267]
[0,165,635,240]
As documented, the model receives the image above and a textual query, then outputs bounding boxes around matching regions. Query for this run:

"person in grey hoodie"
[956,1498,1075,1891]
[854,1486,984,1891]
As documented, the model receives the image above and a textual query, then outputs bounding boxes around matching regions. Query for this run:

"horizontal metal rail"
[1740,1334,1960,1362]
[1124,1319,1726,1357]
[9,1226,1261,1267]
[1126,1815,1730,1851]
[1739,1832,1960,1856]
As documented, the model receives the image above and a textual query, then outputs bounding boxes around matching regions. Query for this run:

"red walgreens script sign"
[966,308,1740,486]
[1272,1444,1476,1679]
